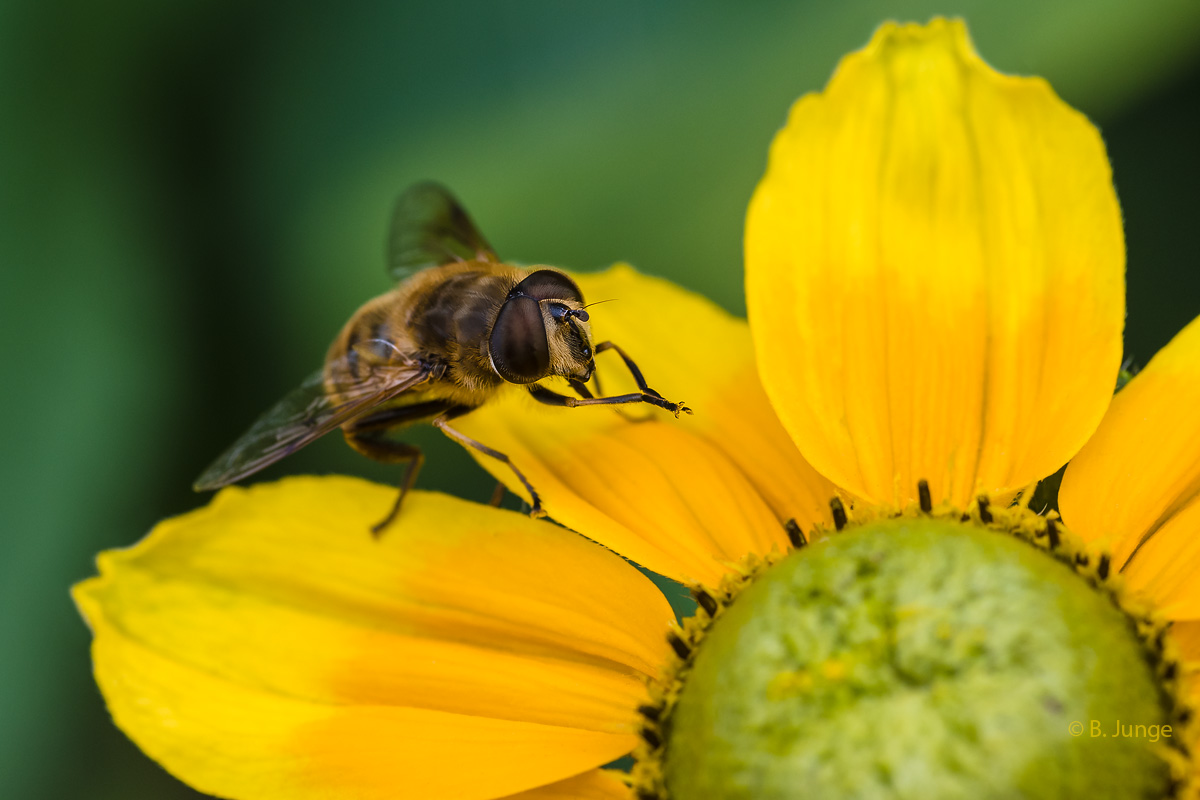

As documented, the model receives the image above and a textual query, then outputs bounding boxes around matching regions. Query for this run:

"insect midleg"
[432,406,545,518]
[342,431,425,536]
[568,378,594,399]
[527,383,691,417]
[350,398,455,432]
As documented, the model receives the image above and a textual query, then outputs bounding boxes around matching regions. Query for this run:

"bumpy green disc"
[664,518,1171,799]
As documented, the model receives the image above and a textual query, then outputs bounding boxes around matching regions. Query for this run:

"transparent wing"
[193,346,431,491]
[388,181,498,280]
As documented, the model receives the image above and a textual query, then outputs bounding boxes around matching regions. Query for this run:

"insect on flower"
[193,182,691,532]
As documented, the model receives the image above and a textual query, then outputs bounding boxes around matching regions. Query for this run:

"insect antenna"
[567,298,617,322]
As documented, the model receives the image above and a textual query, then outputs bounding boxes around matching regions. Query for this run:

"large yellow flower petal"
[74,478,672,800]
[459,264,837,585]
[500,770,631,799]
[1061,315,1200,615]
[746,18,1124,507]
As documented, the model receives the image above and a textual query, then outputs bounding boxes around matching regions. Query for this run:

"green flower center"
[662,517,1173,799]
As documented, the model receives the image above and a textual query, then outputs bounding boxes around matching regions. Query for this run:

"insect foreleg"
[343,431,425,536]
[594,341,666,399]
[433,406,546,518]
[528,383,692,418]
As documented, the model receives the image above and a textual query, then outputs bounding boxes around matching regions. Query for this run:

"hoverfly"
[194,182,690,532]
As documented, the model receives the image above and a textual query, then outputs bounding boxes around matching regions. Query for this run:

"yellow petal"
[500,770,631,799]
[1119,497,1200,618]
[459,263,838,585]
[1173,621,1200,657]
[1170,621,1200,707]
[74,478,671,800]
[1061,315,1200,597]
[746,18,1124,508]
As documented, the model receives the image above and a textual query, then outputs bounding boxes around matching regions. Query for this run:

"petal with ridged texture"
[1120,499,1200,620]
[1061,315,1200,616]
[73,478,672,800]
[500,770,632,799]
[746,18,1124,508]
[458,263,837,585]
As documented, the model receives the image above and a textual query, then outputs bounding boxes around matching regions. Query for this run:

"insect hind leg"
[433,407,545,518]
[343,430,425,536]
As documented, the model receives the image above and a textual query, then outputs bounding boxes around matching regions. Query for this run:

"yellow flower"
[74,19,1200,800]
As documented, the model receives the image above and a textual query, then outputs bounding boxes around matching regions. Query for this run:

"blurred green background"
[3,1,1199,797]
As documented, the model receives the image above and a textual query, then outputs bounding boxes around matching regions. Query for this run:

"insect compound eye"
[490,294,550,384]
[509,269,584,304]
